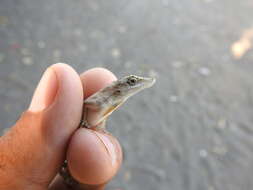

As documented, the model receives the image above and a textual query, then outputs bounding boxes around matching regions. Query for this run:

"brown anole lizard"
[60,75,156,187]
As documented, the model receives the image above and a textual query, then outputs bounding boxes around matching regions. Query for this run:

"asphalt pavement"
[1,0,253,189]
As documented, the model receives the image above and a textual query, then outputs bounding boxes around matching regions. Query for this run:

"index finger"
[80,67,117,99]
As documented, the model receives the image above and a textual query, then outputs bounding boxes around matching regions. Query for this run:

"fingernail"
[93,131,117,166]
[29,68,58,112]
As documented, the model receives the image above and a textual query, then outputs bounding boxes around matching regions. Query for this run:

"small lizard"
[60,75,156,187]
[81,75,156,130]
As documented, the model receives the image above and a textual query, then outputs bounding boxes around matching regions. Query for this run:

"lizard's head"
[85,75,156,126]
[112,75,156,100]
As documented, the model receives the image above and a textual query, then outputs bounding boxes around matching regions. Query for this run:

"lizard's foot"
[80,119,91,128]
[60,160,79,188]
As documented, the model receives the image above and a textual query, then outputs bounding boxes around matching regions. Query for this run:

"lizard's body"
[61,75,156,187]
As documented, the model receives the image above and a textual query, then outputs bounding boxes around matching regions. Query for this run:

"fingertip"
[29,63,82,113]
[67,128,122,185]
[80,67,117,98]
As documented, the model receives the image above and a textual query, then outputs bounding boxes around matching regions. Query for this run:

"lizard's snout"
[143,77,156,88]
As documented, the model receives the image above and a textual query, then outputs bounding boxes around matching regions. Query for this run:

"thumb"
[0,63,83,189]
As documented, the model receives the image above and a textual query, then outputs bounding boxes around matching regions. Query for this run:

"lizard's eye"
[127,78,137,86]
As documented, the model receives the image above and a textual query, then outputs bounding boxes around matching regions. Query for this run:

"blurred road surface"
[1,0,253,189]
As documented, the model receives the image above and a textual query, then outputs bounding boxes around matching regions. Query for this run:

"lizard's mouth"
[126,77,156,98]
[134,77,156,90]
[146,77,156,88]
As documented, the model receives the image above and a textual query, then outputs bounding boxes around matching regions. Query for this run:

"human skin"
[0,64,122,190]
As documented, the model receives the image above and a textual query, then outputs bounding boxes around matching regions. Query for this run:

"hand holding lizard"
[0,64,122,190]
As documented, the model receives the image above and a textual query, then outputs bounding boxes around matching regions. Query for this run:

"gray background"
[1,0,253,189]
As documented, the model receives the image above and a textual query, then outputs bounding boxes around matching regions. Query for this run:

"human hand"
[0,64,122,190]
